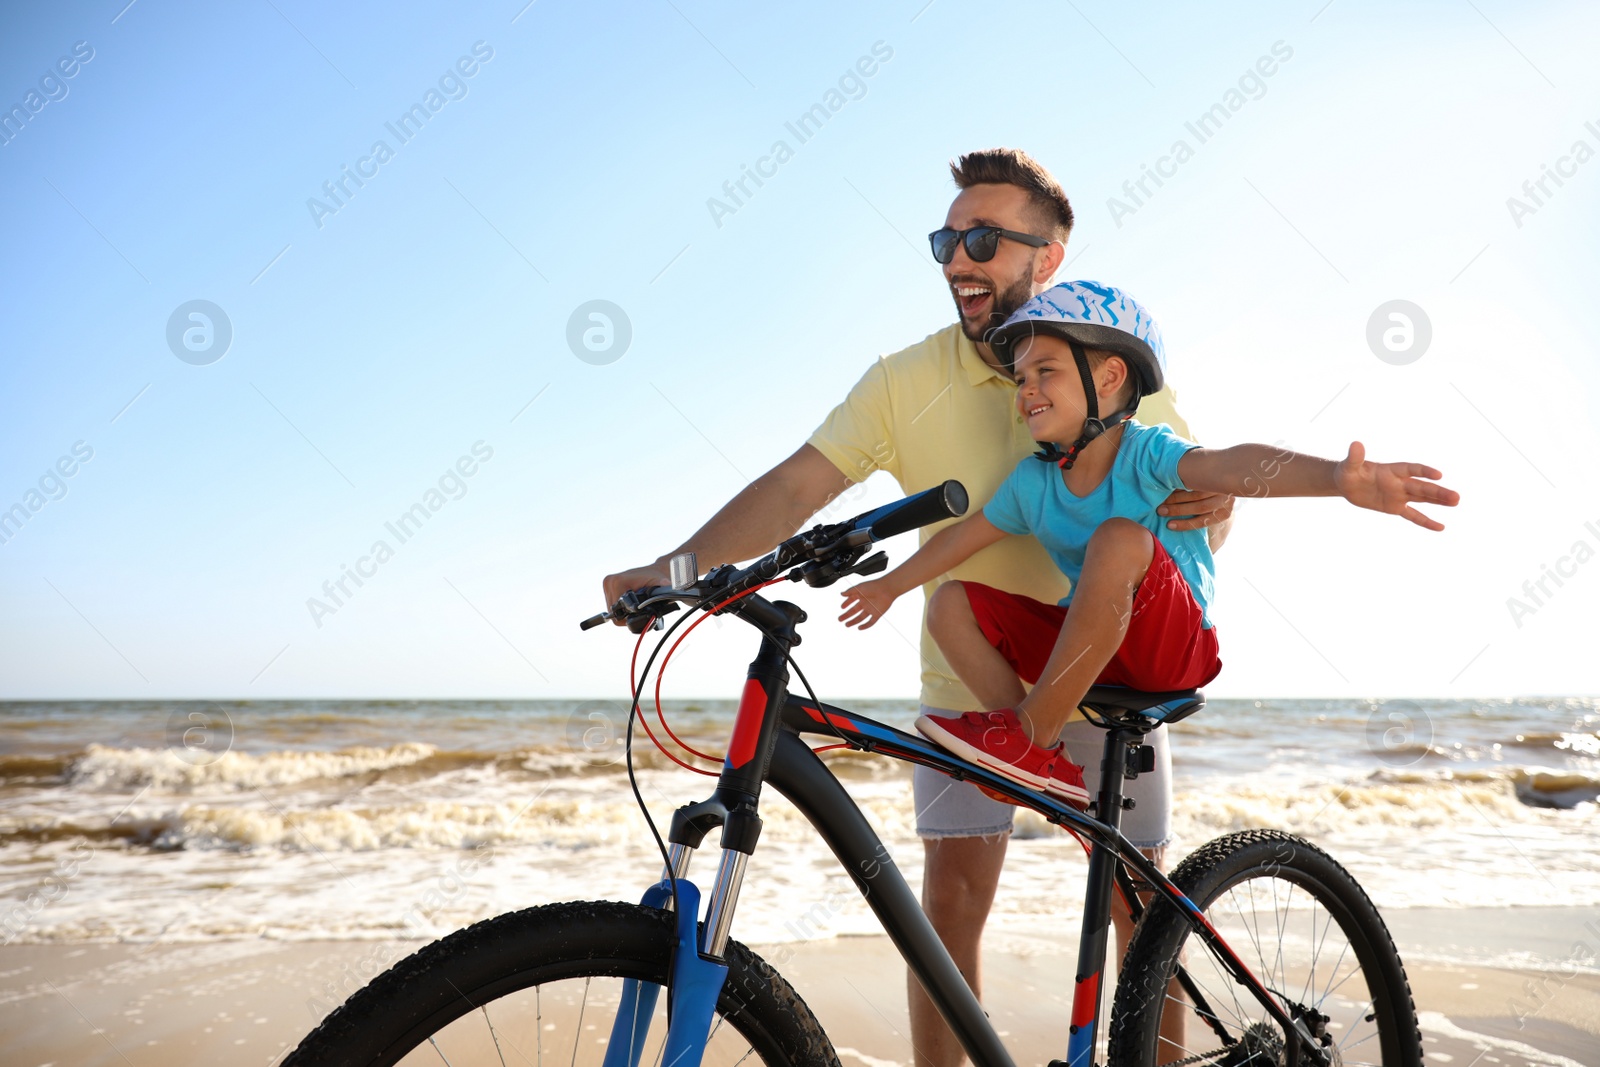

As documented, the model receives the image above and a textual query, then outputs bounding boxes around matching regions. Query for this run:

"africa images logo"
[306,41,495,229]
[166,300,233,365]
[1106,40,1293,228]
[704,41,893,229]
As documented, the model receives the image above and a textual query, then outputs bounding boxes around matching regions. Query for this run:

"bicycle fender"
[601,881,676,1067]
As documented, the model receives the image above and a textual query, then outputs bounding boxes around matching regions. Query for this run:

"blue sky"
[2,0,1598,701]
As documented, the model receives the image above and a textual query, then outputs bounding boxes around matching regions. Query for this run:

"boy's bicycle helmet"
[985,280,1168,470]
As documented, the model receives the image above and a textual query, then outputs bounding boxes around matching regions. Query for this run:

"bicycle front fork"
[601,840,751,1067]
[659,840,753,959]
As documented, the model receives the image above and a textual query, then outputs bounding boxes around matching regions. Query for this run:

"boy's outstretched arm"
[1178,441,1460,530]
[838,513,1010,628]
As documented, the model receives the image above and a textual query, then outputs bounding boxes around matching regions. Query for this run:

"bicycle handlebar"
[843,479,969,543]
[580,480,968,631]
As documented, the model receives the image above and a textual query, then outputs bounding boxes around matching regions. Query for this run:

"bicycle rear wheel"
[1109,830,1423,1067]
[283,899,839,1067]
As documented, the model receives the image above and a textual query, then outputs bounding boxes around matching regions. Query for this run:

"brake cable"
[627,578,793,776]
[628,625,718,778]
[648,578,791,765]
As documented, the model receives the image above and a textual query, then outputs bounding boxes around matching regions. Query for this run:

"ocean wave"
[0,754,72,784]
[1172,775,1590,838]
[5,769,1586,857]
[67,742,444,791]
[0,778,922,853]
[26,738,909,797]
[1369,729,1600,766]
[0,798,642,851]
[1367,766,1600,810]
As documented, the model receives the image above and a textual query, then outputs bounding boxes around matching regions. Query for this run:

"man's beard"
[955,270,1033,343]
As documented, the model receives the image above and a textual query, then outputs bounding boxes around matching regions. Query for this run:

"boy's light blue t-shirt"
[982,420,1216,628]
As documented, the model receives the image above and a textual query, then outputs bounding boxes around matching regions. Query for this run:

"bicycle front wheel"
[283,900,839,1067]
[1109,830,1423,1067]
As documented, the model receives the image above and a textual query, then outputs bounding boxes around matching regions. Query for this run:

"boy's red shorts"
[957,540,1221,692]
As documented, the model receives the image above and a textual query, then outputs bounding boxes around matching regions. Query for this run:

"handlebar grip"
[579,585,682,634]
[852,480,968,542]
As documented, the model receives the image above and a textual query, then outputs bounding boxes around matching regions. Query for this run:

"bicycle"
[284,482,1424,1067]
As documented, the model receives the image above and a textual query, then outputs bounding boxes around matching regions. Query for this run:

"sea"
[2,697,1596,962]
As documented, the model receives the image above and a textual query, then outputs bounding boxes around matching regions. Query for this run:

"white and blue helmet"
[988,280,1167,397]
[988,281,1168,469]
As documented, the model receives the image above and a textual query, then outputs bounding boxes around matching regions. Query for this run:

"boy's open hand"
[1334,441,1460,531]
[839,579,899,629]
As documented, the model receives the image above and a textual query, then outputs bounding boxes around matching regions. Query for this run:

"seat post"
[1061,725,1138,1066]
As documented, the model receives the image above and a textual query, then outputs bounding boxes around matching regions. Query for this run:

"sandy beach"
[4,698,1595,1063]
[3,906,1595,1066]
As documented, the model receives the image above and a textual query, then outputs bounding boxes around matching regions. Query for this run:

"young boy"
[838,281,1459,806]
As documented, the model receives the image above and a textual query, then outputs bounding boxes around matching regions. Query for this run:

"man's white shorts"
[911,705,1173,849]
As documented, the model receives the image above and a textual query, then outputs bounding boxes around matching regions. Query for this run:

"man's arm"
[601,443,853,605]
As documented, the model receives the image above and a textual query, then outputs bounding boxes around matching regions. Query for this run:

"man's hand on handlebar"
[602,560,672,622]
[586,481,969,634]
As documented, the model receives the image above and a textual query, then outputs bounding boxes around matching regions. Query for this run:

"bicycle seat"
[1078,686,1204,729]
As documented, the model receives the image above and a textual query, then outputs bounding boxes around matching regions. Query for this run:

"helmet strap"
[1032,338,1140,470]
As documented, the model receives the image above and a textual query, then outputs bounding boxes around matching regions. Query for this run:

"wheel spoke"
[1214,895,1255,1032]
[1111,835,1420,1067]
[480,1004,509,1067]
[1244,883,1266,975]
[1270,879,1289,1002]
[1157,987,1235,1065]
[1313,940,1356,1007]
[625,980,654,1066]
[571,976,590,1067]
[282,901,825,1067]
[1339,1025,1380,1053]
[1301,895,1336,1009]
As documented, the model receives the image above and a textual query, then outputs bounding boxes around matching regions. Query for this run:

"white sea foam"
[68,742,442,792]
[2,698,1596,947]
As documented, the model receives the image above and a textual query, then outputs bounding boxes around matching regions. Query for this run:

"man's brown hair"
[950,147,1074,241]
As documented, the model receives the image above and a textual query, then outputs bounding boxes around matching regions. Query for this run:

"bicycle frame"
[611,595,1326,1067]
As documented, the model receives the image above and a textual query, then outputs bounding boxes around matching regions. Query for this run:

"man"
[603,147,1233,1066]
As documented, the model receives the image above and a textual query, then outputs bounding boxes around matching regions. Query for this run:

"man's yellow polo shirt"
[808,322,1191,712]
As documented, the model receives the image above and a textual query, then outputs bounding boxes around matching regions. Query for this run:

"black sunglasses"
[928,225,1051,264]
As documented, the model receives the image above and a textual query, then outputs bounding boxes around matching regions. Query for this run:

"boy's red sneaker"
[915,708,1089,808]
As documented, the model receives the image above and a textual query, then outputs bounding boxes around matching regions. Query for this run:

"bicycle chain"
[1158,1049,1229,1067]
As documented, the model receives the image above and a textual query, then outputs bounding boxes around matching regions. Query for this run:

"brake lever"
[852,551,889,577]
[626,607,675,634]
[799,549,888,589]
[578,589,683,633]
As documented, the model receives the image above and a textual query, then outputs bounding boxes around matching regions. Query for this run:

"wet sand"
[1,907,1595,1066]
